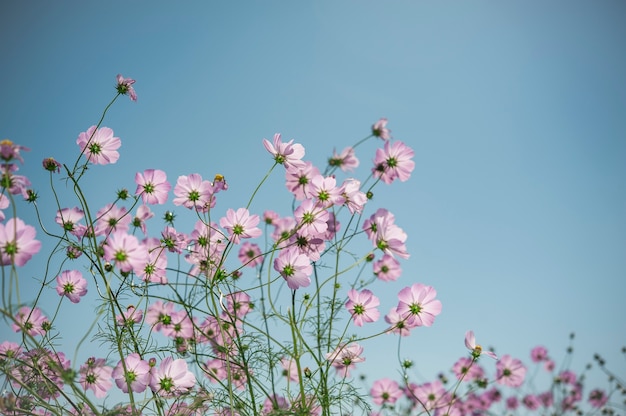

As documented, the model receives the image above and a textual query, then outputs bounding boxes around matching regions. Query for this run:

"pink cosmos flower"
[79,357,113,398]
[132,204,154,235]
[103,232,147,274]
[0,139,30,163]
[372,140,415,184]
[94,203,131,236]
[0,341,22,360]
[173,173,214,211]
[263,210,280,225]
[224,291,253,318]
[530,345,548,362]
[262,395,290,415]
[294,198,329,238]
[309,174,345,207]
[452,356,485,381]
[116,74,137,101]
[12,306,49,336]
[370,378,403,406]
[384,307,413,336]
[0,217,41,266]
[373,254,402,281]
[363,208,409,259]
[161,309,194,340]
[285,161,320,200]
[112,353,151,393]
[238,242,264,267]
[588,389,609,408]
[263,133,306,169]
[135,169,171,204]
[274,246,312,289]
[219,208,262,244]
[496,355,527,387]
[340,178,367,214]
[138,238,168,284]
[42,157,62,173]
[395,283,442,327]
[465,330,498,360]
[55,270,88,303]
[161,226,188,254]
[328,147,359,172]
[150,357,196,397]
[522,394,541,410]
[116,305,144,327]
[409,380,450,412]
[279,357,299,383]
[372,118,391,140]
[146,300,176,332]
[76,125,121,165]
[345,289,380,327]
[325,343,365,378]
[55,207,86,236]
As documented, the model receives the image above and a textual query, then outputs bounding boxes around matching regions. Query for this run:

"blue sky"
[1,0,625,408]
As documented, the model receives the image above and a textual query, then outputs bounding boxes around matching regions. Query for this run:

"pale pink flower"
[309,174,345,207]
[42,157,62,173]
[161,226,188,253]
[173,173,214,211]
[138,238,168,284]
[372,140,415,184]
[410,380,450,411]
[291,231,325,261]
[161,310,194,340]
[530,345,548,362]
[135,169,171,204]
[452,356,485,381]
[116,305,143,327]
[373,254,402,281]
[224,291,253,318]
[372,118,391,140]
[384,306,413,336]
[325,343,365,378]
[132,204,154,235]
[370,378,403,406]
[496,355,527,387]
[1,164,31,197]
[340,178,367,214]
[263,210,280,225]
[76,126,121,165]
[588,389,609,408]
[238,242,264,267]
[219,207,262,244]
[203,358,227,382]
[465,330,498,360]
[285,161,320,200]
[396,283,442,327]
[112,353,151,393]
[116,74,137,101]
[274,246,312,289]
[294,198,329,238]
[79,357,113,398]
[328,147,359,172]
[363,208,409,259]
[0,139,30,163]
[345,289,380,327]
[522,394,541,410]
[262,395,290,415]
[263,133,306,169]
[0,217,41,266]
[94,203,131,236]
[271,216,297,244]
[150,357,196,396]
[146,300,176,332]
[55,270,88,303]
[103,232,147,273]
[55,207,86,236]
[280,357,299,383]
[0,341,22,360]
[11,306,48,336]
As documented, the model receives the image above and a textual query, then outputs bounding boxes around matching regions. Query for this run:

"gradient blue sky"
[1,0,625,404]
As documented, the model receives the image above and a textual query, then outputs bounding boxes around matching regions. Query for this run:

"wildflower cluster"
[0,75,623,416]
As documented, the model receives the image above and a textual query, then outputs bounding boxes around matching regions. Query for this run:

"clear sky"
[1,0,625,408]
